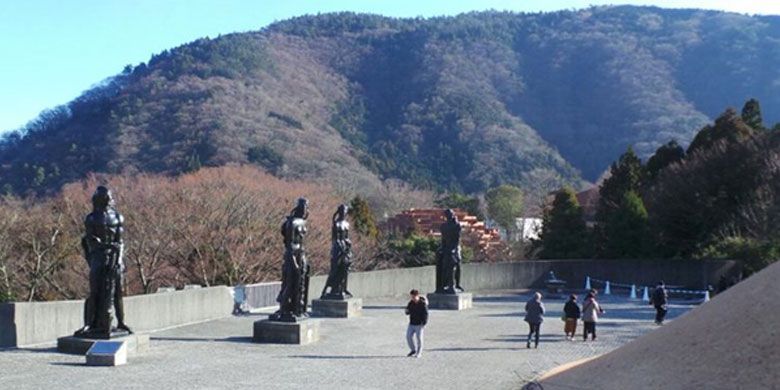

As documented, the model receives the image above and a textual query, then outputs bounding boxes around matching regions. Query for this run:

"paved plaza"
[0,291,697,390]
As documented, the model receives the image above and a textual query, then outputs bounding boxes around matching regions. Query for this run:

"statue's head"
[444,208,457,222]
[336,204,349,220]
[293,198,309,219]
[92,186,113,210]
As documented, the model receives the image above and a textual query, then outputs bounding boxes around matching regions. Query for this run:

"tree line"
[535,99,780,275]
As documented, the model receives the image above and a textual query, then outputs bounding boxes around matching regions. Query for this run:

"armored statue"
[270,198,311,322]
[435,209,464,294]
[321,204,353,300]
[74,186,132,338]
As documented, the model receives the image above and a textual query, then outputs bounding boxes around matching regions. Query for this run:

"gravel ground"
[0,291,696,390]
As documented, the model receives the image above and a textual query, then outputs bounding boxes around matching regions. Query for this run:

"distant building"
[383,208,502,251]
[514,217,542,241]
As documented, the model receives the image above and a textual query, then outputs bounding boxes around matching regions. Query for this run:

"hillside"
[2,6,780,199]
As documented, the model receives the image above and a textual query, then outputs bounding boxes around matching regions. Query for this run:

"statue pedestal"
[57,333,150,355]
[253,318,320,345]
[427,292,473,310]
[311,297,362,318]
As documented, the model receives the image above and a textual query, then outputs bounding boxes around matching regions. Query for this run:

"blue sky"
[1,0,778,134]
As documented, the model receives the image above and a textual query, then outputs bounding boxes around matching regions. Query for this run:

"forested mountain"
[3,6,780,199]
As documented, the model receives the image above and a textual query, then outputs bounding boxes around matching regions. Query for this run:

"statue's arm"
[115,211,126,272]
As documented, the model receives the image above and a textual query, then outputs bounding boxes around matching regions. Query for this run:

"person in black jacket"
[563,294,581,340]
[651,281,668,325]
[405,289,428,358]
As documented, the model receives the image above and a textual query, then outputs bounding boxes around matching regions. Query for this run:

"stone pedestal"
[86,340,128,366]
[57,333,150,355]
[311,297,362,318]
[253,318,320,345]
[427,292,473,310]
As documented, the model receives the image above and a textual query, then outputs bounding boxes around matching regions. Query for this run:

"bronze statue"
[435,209,464,294]
[74,186,132,339]
[321,204,353,300]
[270,198,311,322]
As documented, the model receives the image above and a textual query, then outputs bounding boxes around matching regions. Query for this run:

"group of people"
[402,281,670,355]
[524,289,604,348]
[521,281,670,349]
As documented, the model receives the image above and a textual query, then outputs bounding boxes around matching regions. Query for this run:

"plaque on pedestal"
[253,318,320,345]
[427,292,473,310]
[311,297,362,318]
[57,333,150,355]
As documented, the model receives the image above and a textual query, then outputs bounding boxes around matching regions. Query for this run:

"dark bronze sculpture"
[74,186,132,339]
[270,198,311,322]
[321,204,353,300]
[435,209,464,294]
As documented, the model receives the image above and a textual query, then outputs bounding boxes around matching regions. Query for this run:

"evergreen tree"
[349,196,378,238]
[485,184,524,239]
[645,140,685,181]
[688,108,755,155]
[537,187,590,259]
[595,147,644,255]
[602,191,649,258]
[184,151,202,173]
[741,98,764,131]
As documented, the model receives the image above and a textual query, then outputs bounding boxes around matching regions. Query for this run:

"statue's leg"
[455,262,463,291]
[114,272,132,333]
[93,260,113,336]
[302,262,311,314]
[435,256,442,293]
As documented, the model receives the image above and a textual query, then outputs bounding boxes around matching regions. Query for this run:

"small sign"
[86,340,128,366]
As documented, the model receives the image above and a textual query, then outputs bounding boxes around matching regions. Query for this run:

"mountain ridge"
[2,6,779,199]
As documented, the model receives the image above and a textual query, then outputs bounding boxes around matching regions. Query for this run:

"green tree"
[595,147,644,255]
[349,196,378,238]
[435,192,483,219]
[537,187,590,259]
[247,145,284,174]
[184,151,202,173]
[602,191,649,258]
[485,184,524,239]
[645,140,684,181]
[596,147,643,219]
[741,98,764,131]
[388,234,440,267]
[688,108,755,155]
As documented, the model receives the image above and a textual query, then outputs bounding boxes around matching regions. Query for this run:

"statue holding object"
[270,198,311,322]
[74,186,133,339]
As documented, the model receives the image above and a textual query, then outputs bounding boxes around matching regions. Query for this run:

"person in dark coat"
[651,281,669,325]
[405,289,428,358]
[524,292,545,349]
[563,294,581,340]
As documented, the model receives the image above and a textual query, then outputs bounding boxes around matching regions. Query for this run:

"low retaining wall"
[0,286,233,348]
[245,259,739,309]
[1,259,739,348]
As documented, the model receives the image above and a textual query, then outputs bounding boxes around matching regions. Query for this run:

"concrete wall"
[1,286,233,348]
[1,259,739,348]
[250,259,739,307]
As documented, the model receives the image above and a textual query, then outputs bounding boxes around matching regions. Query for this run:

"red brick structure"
[383,208,502,251]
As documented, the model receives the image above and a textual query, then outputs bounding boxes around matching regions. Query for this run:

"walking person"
[651,281,669,325]
[524,292,545,349]
[563,294,581,340]
[582,291,604,341]
[405,289,428,358]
